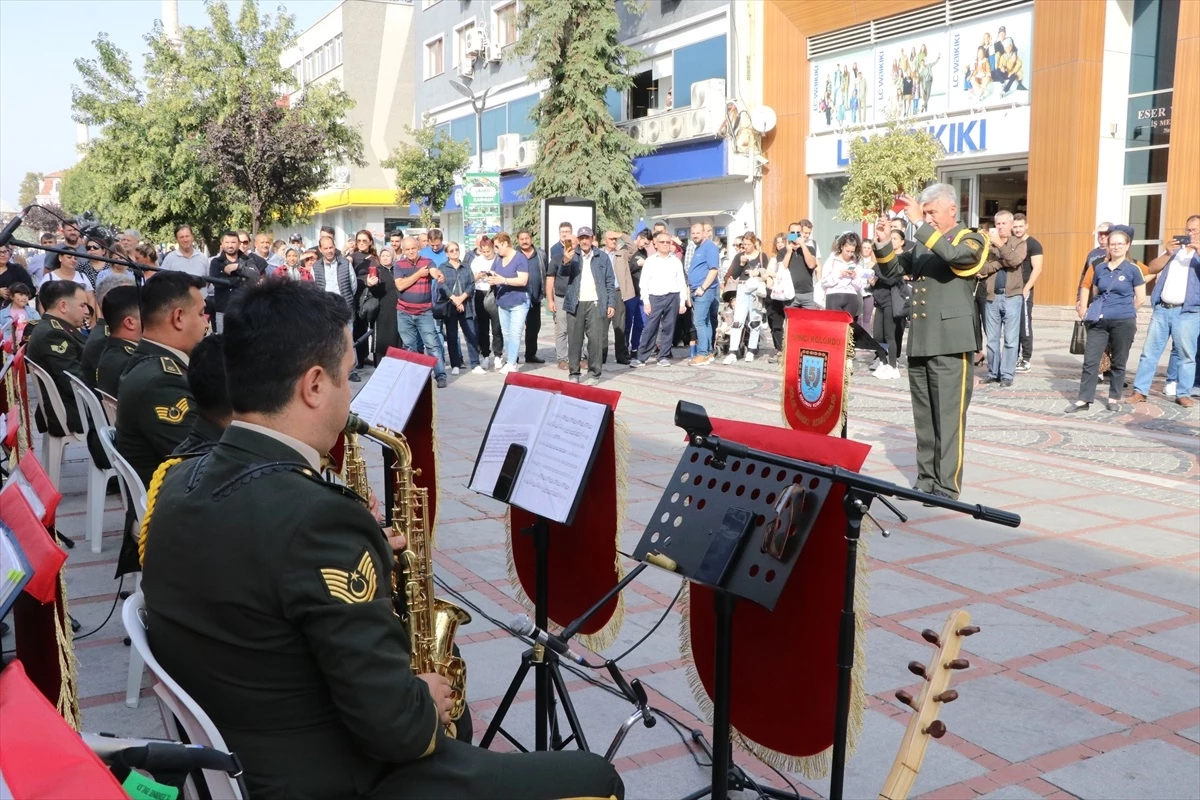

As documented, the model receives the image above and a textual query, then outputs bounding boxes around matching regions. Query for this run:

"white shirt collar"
[142,338,190,367]
[229,420,322,471]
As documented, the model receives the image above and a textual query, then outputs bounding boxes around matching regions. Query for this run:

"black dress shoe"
[1000,378,1013,388]
[1065,402,1091,413]
[349,371,362,382]
[1105,400,1120,412]
[982,375,1001,384]
[526,355,546,364]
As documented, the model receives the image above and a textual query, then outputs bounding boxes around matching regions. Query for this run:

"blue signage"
[836,118,989,166]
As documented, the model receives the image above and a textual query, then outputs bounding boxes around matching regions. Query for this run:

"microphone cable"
[73,574,126,642]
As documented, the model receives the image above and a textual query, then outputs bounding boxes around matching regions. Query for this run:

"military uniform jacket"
[115,339,197,487]
[170,415,225,457]
[141,426,441,799]
[874,223,989,358]
[81,318,109,389]
[26,313,86,436]
[96,336,139,399]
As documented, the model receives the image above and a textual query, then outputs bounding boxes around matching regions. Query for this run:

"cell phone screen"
[492,443,527,503]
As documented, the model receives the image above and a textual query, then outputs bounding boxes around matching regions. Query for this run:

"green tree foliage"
[17,172,42,208]
[838,120,944,222]
[511,0,649,235]
[382,118,471,230]
[67,0,362,250]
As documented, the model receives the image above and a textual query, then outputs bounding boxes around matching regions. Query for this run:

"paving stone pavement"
[7,312,1198,799]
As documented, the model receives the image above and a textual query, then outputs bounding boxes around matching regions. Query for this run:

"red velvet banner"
[782,308,852,435]
[504,373,624,640]
[0,470,65,604]
[688,417,870,762]
[385,348,440,535]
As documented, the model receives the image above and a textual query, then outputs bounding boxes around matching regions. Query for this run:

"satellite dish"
[750,106,777,134]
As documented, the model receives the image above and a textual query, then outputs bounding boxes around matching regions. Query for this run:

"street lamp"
[449,78,491,169]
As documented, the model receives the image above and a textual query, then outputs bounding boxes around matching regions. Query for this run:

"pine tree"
[512,0,649,236]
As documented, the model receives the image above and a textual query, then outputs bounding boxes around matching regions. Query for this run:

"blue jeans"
[396,310,446,380]
[691,289,718,356]
[624,297,645,355]
[1133,306,1199,395]
[497,299,530,365]
[985,295,1022,380]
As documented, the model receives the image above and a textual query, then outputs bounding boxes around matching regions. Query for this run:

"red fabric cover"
[504,373,623,636]
[3,348,32,450]
[688,417,870,759]
[385,348,439,534]
[0,661,127,799]
[10,452,62,527]
[782,308,852,435]
[0,482,66,604]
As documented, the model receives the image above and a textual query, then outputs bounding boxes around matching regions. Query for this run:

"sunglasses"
[86,245,102,252]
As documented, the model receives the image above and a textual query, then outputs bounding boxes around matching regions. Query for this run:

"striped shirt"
[394,257,434,314]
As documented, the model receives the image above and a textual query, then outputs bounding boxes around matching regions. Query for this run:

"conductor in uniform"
[139,280,623,800]
[873,184,989,500]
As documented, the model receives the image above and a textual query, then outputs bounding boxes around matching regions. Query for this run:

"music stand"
[634,402,1020,800]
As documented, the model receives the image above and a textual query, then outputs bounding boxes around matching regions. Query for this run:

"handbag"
[770,264,795,301]
[431,282,452,321]
[743,276,767,298]
[1069,320,1087,355]
[891,281,913,319]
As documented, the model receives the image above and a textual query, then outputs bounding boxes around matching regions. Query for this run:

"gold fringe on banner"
[55,571,82,730]
[428,385,441,549]
[678,538,870,779]
[504,417,630,653]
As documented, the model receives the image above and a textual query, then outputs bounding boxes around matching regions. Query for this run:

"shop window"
[507,94,538,139]
[1124,148,1170,185]
[482,106,507,152]
[673,35,726,108]
[810,176,851,250]
[629,71,661,120]
[449,116,477,157]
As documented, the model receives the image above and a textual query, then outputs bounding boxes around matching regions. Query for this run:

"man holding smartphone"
[780,220,820,309]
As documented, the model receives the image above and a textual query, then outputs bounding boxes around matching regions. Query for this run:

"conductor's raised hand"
[896,193,921,221]
[874,218,891,244]
[418,673,455,724]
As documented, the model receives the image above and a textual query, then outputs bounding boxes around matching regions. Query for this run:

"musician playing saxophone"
[140,280,623,800]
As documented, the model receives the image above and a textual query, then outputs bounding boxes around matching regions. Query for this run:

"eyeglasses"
[357,237,371,243]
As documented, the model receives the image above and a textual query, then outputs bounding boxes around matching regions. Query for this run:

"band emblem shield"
[800,350,827,406]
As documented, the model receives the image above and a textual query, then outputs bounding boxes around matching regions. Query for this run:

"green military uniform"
[26,313,86,436]
[96,336,139,399]
[80,318,109,389]
[169,415,225,457]
[141,425,622,800]
[875,222,989,499]
[114,339,197,487]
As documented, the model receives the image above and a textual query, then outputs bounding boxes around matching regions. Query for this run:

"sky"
[0,0,336,211]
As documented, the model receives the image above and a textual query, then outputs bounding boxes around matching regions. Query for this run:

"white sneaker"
[723,353,737,365]
[744,353,755,362]
[500,362,517,374]
[1192,385,1200,398]
[451,367,460,376]
[471,365,487,375]
[1164,381,1177,397]
[493,356,504,370]
[875,364,898,380]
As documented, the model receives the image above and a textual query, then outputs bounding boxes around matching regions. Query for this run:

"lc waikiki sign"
[805,105,1030,174]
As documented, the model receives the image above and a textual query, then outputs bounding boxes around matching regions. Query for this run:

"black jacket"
[209,254,260,313]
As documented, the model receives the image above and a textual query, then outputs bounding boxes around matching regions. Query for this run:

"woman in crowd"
[0,244,35,303]
[469,237,504,369]
[1067,228,1145,413]
[441,241,483,375]
[858,240,877,332]
[349,229,379,368]
[723,232,767,364]
[764,233,789,363]
[486,233,530,375]
[870,232,906,380]
[821,232,868,318]
[367,247,399,366]
[273,246,313,281]
[38,250,96,326]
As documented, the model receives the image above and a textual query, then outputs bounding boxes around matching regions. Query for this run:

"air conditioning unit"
[485,42,503,63]
[464,28,486,56]
[688,109,713,137]
[644,117,662,144]
[627,123,642,143]
[690,78,726,110]
[665,113,685,141]
[496,133,520,169]
[515,139,538,169]
[457,55,474,77]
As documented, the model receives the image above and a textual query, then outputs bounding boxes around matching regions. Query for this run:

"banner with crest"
[781,308,853,435]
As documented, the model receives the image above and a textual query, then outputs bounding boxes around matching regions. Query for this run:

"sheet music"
[1,527,29,614]
[349,356,431,432]
[5,470,45,521]
[510,394,607,524]
[468,386,552,494]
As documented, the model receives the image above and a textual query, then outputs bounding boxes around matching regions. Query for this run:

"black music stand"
[633,402,1020,800]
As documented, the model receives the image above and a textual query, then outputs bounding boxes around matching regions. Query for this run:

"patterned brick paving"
[16,313,1197,799]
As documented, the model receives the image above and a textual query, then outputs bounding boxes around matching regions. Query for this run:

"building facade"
[278,0,420,245]
[762,0,1197,305]
[413,0,766,243]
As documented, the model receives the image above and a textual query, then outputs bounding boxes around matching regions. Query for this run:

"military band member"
[873,184,989,500]
[81,273,136,389]
[114,271,208,487]
[26,280,90,436]
[171,334,230,456]
[95,285,142,398]
[140,280,623,800]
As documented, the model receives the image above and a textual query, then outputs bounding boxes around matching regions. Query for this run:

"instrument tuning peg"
[923,720,947,739]
[946,658,970,670]
[921,629,942,647]
[957,625,981,637]
[934,689,959,703]
[907,660,929,680]
[895,689,917,710]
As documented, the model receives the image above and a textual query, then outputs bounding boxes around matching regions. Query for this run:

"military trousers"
[907,352,973,500]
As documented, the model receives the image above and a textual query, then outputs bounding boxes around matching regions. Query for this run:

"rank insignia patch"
[964,238,981,251]
[51,341,69,354]
[320,550,377,604]
[154,397,190,423]
[160,357,183,376]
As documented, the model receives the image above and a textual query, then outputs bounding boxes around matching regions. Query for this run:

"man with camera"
[779,220,820,309]
[1129,215,1200,408]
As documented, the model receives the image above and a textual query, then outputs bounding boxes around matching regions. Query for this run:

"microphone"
[508,614,589,665]
[0,206,28,247]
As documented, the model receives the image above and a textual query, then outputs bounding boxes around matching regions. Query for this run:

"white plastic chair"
[25,357,87,491]
[99,389,118,426]
[65,372,121,553]
[123,592,244,799]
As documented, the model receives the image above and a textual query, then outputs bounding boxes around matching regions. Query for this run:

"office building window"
[333,34,343,68]
[494,2,518,48]
[1124,0,1176,186]
[482,106,507,152]
[605,88,625,122]
[449,116,478,157]
[454,20,477,67]
[425,36,445,79]
[673,35,726,108]
[507,94,539,138]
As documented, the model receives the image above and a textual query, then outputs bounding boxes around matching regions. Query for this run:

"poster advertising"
[540,197,596,252]
[874,32,949,120]
[949,7,1032,111]
[462,171,502,250]
[810,49,874,132]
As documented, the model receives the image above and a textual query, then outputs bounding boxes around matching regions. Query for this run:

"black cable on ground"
[73,575,125,642]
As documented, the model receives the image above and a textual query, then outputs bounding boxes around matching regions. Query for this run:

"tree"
[17,172,42,208]
[381,119,471,230]
[838,119,944,222]
[68,0,363,249]
[511,0,649,235]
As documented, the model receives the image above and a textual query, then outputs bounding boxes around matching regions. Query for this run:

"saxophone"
[341,414,472,734]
